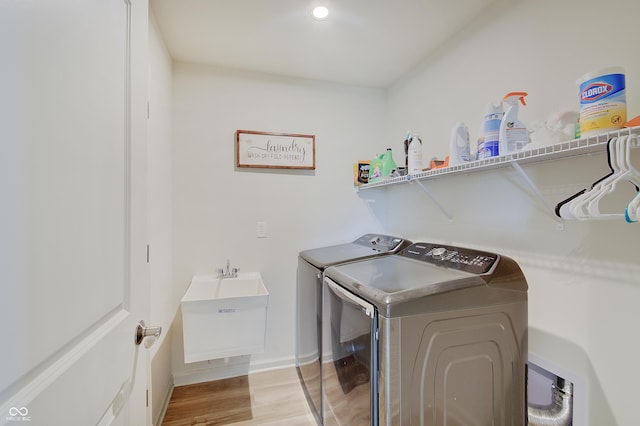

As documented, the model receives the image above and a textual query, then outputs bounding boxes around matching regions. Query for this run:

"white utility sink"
[181,273,269,363]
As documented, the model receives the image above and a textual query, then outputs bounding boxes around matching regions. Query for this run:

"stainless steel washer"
[322,242,528,425]
[296,234,410,424]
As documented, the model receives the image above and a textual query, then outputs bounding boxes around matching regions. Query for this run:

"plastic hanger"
[556,135,640,220]
[555,137,619,219]
[584,135,640,219]
[623,134,640,222]
[583,135,635,218]
[555,189,586,219]
[574,136,626,219]
[621,134,640,187]
[625,192,640,222]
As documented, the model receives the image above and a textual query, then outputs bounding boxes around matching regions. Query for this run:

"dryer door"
[323,278,378,426]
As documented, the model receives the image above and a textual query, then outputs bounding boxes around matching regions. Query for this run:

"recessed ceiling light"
[312,6,329,20]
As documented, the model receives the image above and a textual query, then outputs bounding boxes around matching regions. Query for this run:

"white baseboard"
[153,382,174,426]
[249,355,297,374]
[172,355,296,387]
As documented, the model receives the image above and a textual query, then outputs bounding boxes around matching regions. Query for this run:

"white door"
[0,1,152,425]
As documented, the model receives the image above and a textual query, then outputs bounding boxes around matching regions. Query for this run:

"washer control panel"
[354,234,406,252]
[400,242,497,274]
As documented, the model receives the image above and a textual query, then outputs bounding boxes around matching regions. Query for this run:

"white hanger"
[556,135,640,220]
[626,192,640,222]
[556,136,618,219]
[559,137,622,220]
[587,135,640,219]
[583,135,633,219]
[619,134,640,187]
[623,134,640,222]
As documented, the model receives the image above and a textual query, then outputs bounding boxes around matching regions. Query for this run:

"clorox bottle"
[577,67,626,137]
[499,92,529,155]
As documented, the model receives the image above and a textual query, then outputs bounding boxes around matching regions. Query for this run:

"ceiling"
[151,0,502,88]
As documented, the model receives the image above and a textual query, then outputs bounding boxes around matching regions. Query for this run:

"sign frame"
[236,130,316,170]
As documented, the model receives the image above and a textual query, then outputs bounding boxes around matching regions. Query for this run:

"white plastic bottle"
[499,92,529,155]
[407,134,423,175]
[449,123,470,166]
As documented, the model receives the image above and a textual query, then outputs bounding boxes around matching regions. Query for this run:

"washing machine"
[322,242,528,426]
[296,234,410,424]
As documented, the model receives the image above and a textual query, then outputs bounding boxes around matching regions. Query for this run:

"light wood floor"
[162,367,317,426]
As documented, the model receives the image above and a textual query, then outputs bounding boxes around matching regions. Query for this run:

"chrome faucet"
[218,259,239,279]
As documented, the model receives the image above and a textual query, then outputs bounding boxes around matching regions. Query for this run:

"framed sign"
[236,130,316,170]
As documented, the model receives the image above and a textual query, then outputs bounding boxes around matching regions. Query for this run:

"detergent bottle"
[368,153,384,183]
[449,123,470,165]
[368,148,397,183]
[499,92,529,155]
[407,134,423,174]
[381,148,397,177]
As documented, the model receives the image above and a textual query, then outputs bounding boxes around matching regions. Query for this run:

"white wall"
[389,0,640,150]
[148,11,174,425]
[383,0,640,424]
[170,63,386,383]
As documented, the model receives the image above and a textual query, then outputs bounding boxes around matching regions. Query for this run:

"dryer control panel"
[400,242,497,274]
[354,233,406,252]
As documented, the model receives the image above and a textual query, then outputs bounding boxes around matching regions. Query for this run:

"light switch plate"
[256,221,267,238]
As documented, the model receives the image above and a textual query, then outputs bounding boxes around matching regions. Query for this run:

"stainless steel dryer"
[296,234,410,424]
[322,242,528,426]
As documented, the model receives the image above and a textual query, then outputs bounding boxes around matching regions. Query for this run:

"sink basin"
[181,273,269,363]
[183,273,269,301]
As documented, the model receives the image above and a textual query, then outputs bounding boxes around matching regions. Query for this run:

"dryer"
[296,234,410,424]
[322,242,528,425]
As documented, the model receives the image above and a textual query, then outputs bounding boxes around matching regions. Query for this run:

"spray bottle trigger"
[503,91,528,106]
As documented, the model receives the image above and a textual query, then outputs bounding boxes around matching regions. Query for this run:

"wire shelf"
[357,126,640,191]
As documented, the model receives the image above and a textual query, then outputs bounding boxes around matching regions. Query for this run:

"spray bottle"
[499,92,529,155]
[479,101,503,159]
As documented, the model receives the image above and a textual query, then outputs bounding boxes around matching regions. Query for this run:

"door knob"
[135,320,162,346]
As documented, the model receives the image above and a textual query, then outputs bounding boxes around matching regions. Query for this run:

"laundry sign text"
[236,130,316,170]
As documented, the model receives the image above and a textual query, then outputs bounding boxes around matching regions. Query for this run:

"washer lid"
[325,255,480,298]
[299,233,407,268]
[324,242,527,317]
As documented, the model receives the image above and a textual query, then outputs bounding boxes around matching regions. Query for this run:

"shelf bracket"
[510,160,564,230]
[412,178,453,223]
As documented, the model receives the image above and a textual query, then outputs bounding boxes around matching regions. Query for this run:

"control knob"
[431,247,447,259]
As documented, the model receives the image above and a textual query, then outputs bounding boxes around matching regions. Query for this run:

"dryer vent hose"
[528,378,573,426]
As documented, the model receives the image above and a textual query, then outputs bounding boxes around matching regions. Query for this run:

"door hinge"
[146,244,150,263]
[146,389,149,407]
[147,101,150,119]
